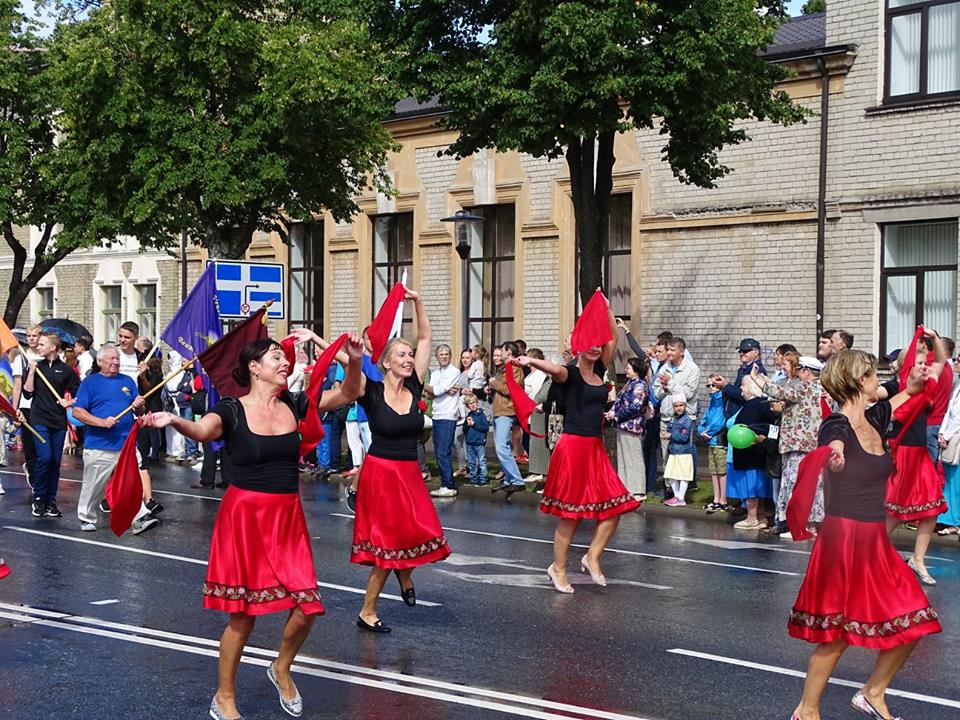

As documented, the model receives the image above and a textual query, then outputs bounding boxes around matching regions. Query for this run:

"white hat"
[798,356,824,372]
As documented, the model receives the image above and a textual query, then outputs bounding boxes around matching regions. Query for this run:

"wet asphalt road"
[0,454,958,720]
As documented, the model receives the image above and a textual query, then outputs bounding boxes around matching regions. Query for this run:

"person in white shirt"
[116,322,145,383]
[75,335,95,378]
[427,344,463,498]
[652,336,701,459]
[11,325,43,485]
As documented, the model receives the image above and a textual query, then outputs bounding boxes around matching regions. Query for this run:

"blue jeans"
[178,406,198,455]
[318,422,333,468]
[433,419,457,489]
[466,443,487,483]
[927,424,941,463]
[34,425,66,502]
[493,416,523,486]
[642,411,661,492]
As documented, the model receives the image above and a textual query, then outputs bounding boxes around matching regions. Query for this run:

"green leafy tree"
[0,1,111,326]
[51,0,399,259]
[387,0,806,305]
[801,0,826,14]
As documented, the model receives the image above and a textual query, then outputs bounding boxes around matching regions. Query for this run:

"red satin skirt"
[351,455,451,569]
[788,515,941,649]
[0,560,9,580]
[885,445,947,521]
[540,434,642,520]
[203,486,324,616]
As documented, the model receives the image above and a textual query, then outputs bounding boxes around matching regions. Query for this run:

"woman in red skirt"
[352,288,451,632]
[879,333,948,586]
[787,348,942,720]
[144,334,364,720]
[517,307,639,593]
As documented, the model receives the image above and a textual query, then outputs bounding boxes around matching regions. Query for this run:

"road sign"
[208,260,285,319]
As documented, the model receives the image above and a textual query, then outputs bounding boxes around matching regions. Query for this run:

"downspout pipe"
[815,56,829,339]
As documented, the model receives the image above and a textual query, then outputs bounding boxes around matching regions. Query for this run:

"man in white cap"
[750,354,824,538]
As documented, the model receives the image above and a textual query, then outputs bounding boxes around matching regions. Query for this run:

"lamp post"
[441,210,484,351]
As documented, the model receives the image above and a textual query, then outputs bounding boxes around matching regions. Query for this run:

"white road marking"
[669,535,956,564]
[89,599,120,606]
[667,648,960,710]
[1,526,440,606]
[330,513,800,576]
[443,553,671,590]
[0,603,650,720]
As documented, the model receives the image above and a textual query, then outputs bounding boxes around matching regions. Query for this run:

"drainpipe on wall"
[815,56,829,339]
[180,229,188,302]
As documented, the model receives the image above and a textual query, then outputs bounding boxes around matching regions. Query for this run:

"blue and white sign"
[208,260,285,319]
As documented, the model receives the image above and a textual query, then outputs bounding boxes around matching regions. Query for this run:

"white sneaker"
[779,529,794,539]
[429,487,458,498]
[80,522,96,532]
[130,516,159,535]
[191,461,204,471]
[524,474,543,483]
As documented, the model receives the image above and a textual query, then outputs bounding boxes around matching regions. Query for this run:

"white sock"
[676,481,688,503]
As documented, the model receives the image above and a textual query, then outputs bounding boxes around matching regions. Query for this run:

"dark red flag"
[570,290,612,356]
[106,422,144,537]
[197,307,269,398]
[297,333,349,458]
[897,326,924,391]
[504,360,544,438]
[366,282,405,363]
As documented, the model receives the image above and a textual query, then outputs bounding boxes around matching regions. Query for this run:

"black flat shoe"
[504,484,522,498]
[393,570,416,606]
[356,616,391,633]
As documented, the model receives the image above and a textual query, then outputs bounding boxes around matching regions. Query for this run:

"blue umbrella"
[39,318,91,346]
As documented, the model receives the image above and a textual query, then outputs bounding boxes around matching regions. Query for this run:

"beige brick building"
[2,1,958,394]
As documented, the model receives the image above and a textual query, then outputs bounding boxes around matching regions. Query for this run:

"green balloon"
[728,424,757,450]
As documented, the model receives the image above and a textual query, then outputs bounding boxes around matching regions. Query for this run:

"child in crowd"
[698,382,728,512]
[662,394,694,506]
[463,394,490,485]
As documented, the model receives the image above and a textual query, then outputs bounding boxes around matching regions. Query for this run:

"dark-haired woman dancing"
[144,334,364,720]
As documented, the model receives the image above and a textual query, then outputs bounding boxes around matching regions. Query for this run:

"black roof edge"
[762,43,857,64]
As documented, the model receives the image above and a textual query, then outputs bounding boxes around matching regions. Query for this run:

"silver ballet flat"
[208,696,244,720]
[851,690,903,720]
[268,662,303,717]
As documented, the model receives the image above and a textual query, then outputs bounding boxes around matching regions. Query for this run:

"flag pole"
[3,410,45,444]
[111,357,198,422]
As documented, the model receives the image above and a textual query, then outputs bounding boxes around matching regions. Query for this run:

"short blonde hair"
[820,349,877,406]
[379,337,414,372]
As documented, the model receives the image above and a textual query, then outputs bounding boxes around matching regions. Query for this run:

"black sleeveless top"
[210,393,305,494]
[819,401,894,523]
[557,364,608,438]
[358,375,425,461]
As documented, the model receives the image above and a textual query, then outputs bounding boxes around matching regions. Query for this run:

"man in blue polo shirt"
[72,344,150,533]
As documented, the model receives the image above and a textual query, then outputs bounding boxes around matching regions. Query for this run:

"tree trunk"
[204,223,257,260]
[565,130,616,309]
[2,222,69,328]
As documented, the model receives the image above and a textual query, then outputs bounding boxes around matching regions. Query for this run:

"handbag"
[941,433,960,465]
[546,401,564,451]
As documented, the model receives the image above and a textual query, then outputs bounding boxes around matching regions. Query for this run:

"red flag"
[106,422,143,537]
[0,392,18,420]
[366,282,405,363]
[570,290,612,356]
[504,360,544,438]
[197,307,269,398]
[0,559,10,580]
[297,333,349,457]
[280,336,297,369]
[897,326,925,391]
[787,446,832,541]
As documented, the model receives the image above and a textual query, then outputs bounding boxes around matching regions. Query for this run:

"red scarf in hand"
[297,333,349,458]
[106,422,144,536]
[504,360,544,438]
[570,290,612,355]
[366,282,405,363]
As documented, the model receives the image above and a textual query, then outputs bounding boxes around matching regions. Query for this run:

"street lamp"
[441,209,484,349]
